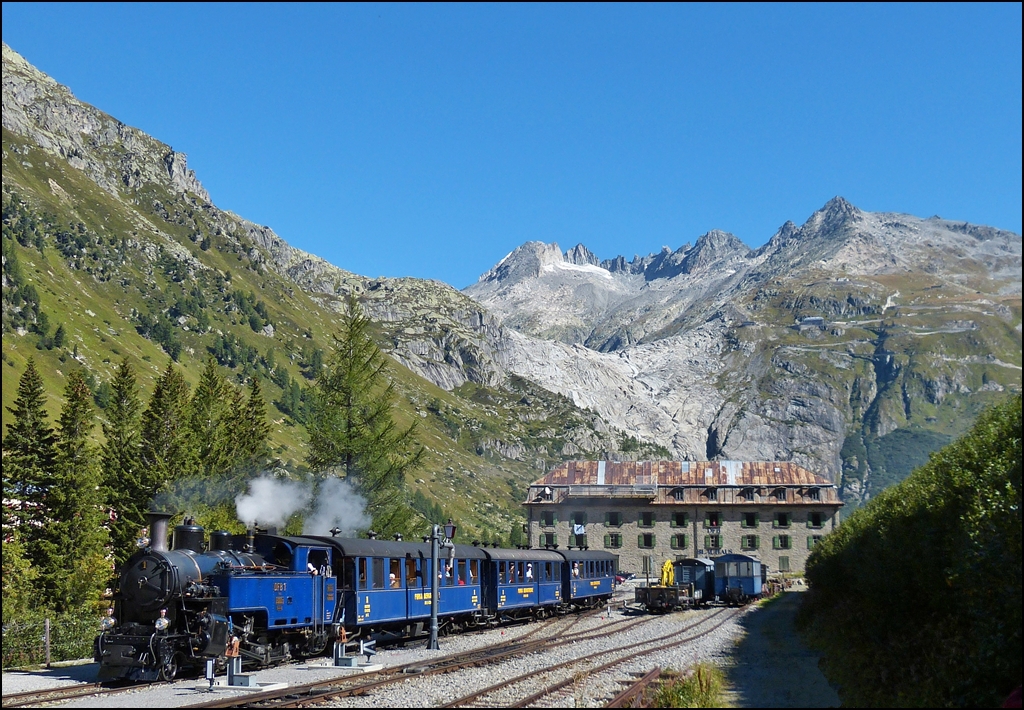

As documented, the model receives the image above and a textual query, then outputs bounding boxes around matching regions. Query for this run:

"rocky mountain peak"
[806,195,862,232]
[477,241,566,284]
[564,243,599,266]
[2,42,210,203]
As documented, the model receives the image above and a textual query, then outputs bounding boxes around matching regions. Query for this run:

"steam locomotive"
[95,513,617,681]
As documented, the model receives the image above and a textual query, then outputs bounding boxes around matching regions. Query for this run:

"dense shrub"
[2,611,101,669]
[800,396,1021,707]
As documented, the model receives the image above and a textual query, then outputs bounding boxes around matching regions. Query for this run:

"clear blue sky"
[3,3,1021,288]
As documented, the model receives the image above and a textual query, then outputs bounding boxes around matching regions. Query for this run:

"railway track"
[440,607,741,708]
[1,682,126,708]
[606,667,662,708]
[181,608,641,709]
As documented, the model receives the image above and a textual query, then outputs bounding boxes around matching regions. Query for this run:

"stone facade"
[524,460,842,575]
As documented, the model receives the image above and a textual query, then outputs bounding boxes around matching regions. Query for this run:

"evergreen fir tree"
[240,375,271,466]
[219,376,271,485]
[2,358,57,555]
[140,360,195,486]
[189,357,231,477]
[37,370,108,612]
[100,358,146,566]
[306,297,422,534]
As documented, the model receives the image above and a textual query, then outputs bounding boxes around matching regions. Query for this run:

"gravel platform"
[721,588,840,708]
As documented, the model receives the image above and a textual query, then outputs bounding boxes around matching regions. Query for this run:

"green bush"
[800,395,1021,707]
[2,611,101,669]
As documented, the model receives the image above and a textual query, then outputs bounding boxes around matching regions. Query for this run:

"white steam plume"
[236,476,312,528]
[302,478,371,537]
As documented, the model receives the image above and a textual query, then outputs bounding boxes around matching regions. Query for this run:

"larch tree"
[306,296,422,534]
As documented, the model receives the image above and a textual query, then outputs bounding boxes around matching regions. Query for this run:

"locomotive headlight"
[100,616,116,631]
[155,616,170,632]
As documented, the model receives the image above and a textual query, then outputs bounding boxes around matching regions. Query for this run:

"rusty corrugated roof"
[531,460,832,487]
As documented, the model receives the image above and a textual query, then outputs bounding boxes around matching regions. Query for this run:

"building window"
[540,511,556,527]
[704,487,718,501]
[741,512,759,528]
[808,535,823,549]
[741,535,760,551]
[540,533,557,547]
[604,533,622,549]
[774,488,787,502]
[773,535,792,550]
[807,512,824,529]
[569,533,589,548]
[604,511,622,527]
[774,513,791,528]
[638,533,656,549]
[740,487,755,502]
[672,488,686,501]
[639,511,655,528]
[670,512,689,528]
[806,487,820,501]
[571,511,587,526]
[703,534,722,550]
[670,533,688,550]
[778,556,790,572]
[704,512,722,528]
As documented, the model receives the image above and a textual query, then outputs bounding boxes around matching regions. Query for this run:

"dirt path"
[720,588,839,708]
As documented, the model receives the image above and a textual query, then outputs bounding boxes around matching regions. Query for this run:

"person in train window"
[389,573,400,588]
[526,563,534,581]
[572,562,580,578]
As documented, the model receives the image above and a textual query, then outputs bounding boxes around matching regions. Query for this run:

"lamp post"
[428,518,457,650]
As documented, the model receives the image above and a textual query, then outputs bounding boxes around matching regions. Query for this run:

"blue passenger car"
[435,544,487,622]
[481,548,563,619]
[713,553,762,604]
[558,550,617,608]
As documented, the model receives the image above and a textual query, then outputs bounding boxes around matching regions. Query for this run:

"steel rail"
[1,682,124,708]
[437,607,739,708]
[605,667,662,708]
[180,608,633,709]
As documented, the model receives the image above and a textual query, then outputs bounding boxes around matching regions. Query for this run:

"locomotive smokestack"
[146,512,173,552]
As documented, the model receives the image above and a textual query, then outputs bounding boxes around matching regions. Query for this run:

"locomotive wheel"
[159,652,183,682]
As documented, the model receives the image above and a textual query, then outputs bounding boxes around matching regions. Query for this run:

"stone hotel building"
[524,460,843,575]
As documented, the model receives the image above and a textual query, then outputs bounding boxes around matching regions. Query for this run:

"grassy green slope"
[2,126,639,543]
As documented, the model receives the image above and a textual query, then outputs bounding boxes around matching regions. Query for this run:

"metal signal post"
[427,518,457,650]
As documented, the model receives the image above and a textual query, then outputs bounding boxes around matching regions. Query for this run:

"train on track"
[94,513,618,681]
[634,553,767,612]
